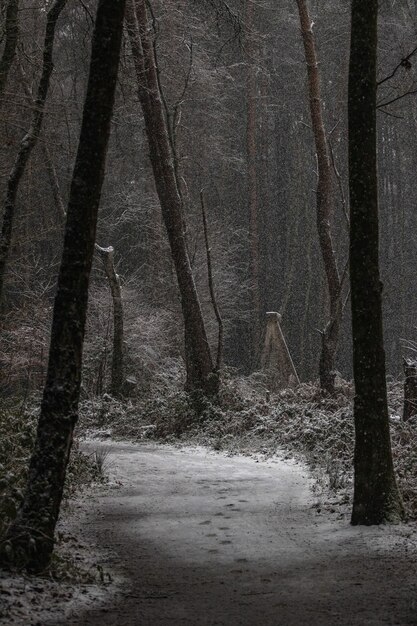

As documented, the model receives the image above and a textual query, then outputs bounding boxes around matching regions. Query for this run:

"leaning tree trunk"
[0,0,66,305]
[125,0,218,397]
[348,0,404,525]
[0,0,19,99]
[296,0,345,395]
[0,0,126,571]
[95,244,125,397]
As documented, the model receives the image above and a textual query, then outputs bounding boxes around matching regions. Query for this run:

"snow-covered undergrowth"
[0,401,115,624]
[0,400,105,553]
[79,374,417,520]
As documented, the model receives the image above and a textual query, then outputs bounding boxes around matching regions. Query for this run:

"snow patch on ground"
[3,440,417,625]
[62,441,417,625]
[0,488,124,625]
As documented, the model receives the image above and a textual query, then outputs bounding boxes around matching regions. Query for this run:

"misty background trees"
[1,0,416,398]
[1,0,417,569]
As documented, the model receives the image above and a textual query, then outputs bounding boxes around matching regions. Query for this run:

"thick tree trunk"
[95,244,125,397]
[125,0,218,397]
[0,0,66,305]
[296,0,344,395]
[0,0,19,99]
[0,0,126,571]
[348,0,404,525]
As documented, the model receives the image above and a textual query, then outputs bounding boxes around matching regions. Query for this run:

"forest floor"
[2,380,417,625]
[13,439,417,626]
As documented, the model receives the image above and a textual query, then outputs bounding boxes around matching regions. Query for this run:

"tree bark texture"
[95,244,125,397]
[348,0,404,525]
[0,0,19,99]
[0,0,126,571]
[126,0,218,396]
[0,0,66,305]
[296,0,344,395]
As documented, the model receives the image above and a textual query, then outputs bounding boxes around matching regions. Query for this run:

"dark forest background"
[1,0,416,397]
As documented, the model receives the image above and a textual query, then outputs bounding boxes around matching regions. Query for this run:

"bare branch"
[377,44,417,87]
[17,64,67,222]
[377,87,417,109]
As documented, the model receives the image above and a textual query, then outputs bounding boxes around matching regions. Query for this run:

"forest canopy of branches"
[1,0,417,391]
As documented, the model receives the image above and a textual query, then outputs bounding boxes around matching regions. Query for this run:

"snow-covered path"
[63,442,417,625]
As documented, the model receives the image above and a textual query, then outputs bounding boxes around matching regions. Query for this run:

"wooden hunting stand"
[261,312,300,391]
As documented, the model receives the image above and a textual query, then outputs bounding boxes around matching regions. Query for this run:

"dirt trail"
[61,442,417,625]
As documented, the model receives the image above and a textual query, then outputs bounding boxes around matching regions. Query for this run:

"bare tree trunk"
[245,0,261,366]
[296,0,345,394]
[0,0,126,571]
[95,244,125,397]
[42,142,67,222]
[349,0,404,525]
[0,0,19,99]
[17,66,67,224]
[125,0,218,397]
[200,190,223,371]
[0,0,67,305]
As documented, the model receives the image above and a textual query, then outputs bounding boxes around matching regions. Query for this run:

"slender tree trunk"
[349,0,404,525]
[18,66,67,224]
[0,0,66,305]
[125,0,218,397]
[0,0,19,99]
[296,0,344,395]
[200,190,223,372]
[0,0,126,571]
[95,244,125,397]
[245,0,261,366]
[42,142,67,222]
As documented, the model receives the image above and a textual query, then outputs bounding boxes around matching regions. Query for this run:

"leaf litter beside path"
[0,512,118,626]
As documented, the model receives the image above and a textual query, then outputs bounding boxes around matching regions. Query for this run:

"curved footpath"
[60,441,417,625]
